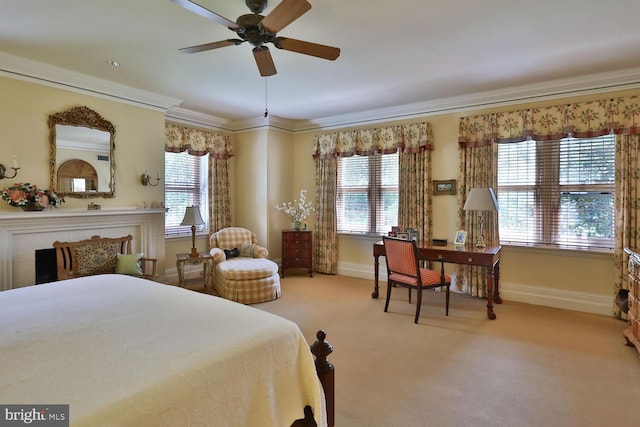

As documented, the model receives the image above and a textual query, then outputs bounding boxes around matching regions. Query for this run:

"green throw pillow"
[116,253,144,276]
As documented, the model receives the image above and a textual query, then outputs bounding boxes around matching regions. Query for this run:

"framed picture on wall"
[454,230,467,246]
[433,179,457,195]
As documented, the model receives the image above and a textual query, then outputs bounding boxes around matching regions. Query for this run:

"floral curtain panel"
[458,95,640,310]
[457,141,498,297]
[165,123,234,236]
[398,149,432,245]
[614,134,640,319]
[314,157,338,274]
[209,155,232,233]
[312,122,433,274]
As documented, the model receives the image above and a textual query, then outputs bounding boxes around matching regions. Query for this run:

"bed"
[0,274,328,426]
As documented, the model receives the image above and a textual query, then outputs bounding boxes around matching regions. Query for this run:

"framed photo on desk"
[404,228,419,241]
[454,230,467,245]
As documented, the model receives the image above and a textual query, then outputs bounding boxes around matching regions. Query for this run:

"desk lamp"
[181,205,205,258]
[463,188,499,248]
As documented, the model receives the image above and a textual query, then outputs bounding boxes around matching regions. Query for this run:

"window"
[164,151,209,237]
[337,152,398,235]
[497,135,615,250]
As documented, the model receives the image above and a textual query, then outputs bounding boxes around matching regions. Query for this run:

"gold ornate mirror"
[49,106,115,198]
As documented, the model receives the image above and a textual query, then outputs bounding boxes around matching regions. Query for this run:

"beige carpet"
[252,273,640,427]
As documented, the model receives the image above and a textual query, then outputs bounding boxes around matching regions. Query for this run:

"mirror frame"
[49,106,115,198]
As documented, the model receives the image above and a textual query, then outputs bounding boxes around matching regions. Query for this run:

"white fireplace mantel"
[0,208,166,290]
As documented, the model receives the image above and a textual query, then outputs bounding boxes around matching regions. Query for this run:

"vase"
[20,203,45,212]
[291,221,302,230]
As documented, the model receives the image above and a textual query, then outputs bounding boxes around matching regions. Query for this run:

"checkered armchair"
[209,227,281,304]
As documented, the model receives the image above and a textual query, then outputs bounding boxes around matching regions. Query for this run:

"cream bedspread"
[0,275,326,426]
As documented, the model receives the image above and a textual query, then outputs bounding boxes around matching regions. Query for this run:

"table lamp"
[463,188,499,248]
[181,205,205,258]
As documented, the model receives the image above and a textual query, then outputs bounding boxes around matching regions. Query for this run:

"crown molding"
[0,52,181,112]
[288,67,640,132]
[165,107,235,132]
[173,66,640,133]
[3,50,639,133]
[230,115,296,134]
[165,108,296,134]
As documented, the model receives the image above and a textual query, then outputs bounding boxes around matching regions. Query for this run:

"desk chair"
[382,236,451,323]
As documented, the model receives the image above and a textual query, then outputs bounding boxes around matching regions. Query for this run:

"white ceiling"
[2,0,640,130]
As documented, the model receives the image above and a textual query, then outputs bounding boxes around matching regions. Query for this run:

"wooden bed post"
[311,330,334,427]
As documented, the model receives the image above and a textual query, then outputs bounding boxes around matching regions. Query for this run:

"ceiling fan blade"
[260,0,311,33]
[253,46,277,77]
[170,0,241,30]
[274,37,340,60]
[179,39,244,53]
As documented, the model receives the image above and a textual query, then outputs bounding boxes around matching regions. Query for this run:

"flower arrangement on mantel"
[1,183,65,210]
[275,189,315,230]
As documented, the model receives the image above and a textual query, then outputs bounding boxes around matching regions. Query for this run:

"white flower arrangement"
[275,189,315,223]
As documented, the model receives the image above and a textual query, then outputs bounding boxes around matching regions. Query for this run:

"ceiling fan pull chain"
[264,77,269,118]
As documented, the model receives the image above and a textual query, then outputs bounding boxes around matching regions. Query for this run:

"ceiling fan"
[170,0,341,77]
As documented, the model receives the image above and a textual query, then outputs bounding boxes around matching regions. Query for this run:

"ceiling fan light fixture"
[245,0,268,14]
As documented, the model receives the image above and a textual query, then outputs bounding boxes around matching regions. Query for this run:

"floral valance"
[312,122,433,159]
[165,123,234,159]
[458,95,640,147]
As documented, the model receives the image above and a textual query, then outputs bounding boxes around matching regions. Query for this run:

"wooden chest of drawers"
[625,248,640,354]
[282,230,313,278]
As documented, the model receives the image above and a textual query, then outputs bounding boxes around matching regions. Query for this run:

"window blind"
[164,152,209,237]
[337,152,399,235]
[497,135,615,249]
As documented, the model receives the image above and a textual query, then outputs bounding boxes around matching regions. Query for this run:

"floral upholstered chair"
[209,227,281,304]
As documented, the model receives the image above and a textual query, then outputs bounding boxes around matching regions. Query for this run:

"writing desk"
[373,241,502,319]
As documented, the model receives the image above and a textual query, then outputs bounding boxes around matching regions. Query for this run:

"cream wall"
[266,128,296,253]
[234,129,269,242]
[0,76,251,281]
[1,76,166,273]
[231,127,304,254]
[3,73,635,314]
[285,88,640,316]
[0,77,166,209]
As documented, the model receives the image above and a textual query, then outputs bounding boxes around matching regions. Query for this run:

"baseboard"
[337,261,384,280]
[337,261,614,316]
[499,282,613,316]
[163,265,203,285]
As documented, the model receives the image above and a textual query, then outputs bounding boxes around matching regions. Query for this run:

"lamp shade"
[463,188,499,211]
[180,205,205,226]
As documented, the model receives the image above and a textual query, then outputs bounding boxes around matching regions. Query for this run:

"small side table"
[281,230,313,277]
[176,252,213,290]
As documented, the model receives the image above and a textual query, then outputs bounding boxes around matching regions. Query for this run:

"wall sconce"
[0,157,19,180]
[140,170,160,186]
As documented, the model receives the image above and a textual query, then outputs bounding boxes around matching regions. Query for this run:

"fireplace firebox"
[35,248,57,284]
